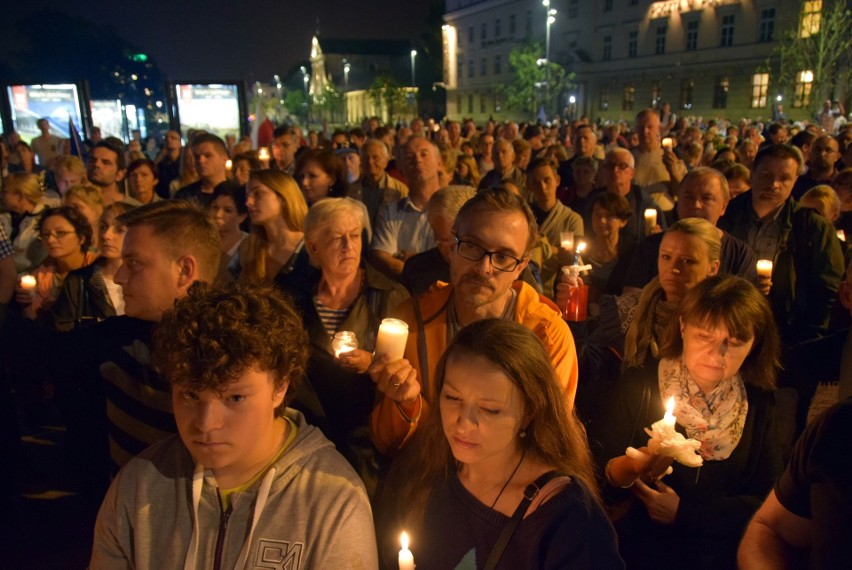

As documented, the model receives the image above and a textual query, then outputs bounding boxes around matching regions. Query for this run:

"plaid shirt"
[0,223,12,260]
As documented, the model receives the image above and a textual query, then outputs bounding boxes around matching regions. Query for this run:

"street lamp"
[410,49,418,87]
[542,0,557,119]
[343,60,351,89]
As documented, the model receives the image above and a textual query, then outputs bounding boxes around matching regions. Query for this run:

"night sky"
[2,0,437,84]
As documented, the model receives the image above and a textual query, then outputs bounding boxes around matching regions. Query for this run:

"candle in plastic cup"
[19,275,37,292]
[662,137,673,150]
[375,318,409,362]
[398,531,415,570]
[560,231,574,251]
[756,259,773,279]
[643,209,657,235]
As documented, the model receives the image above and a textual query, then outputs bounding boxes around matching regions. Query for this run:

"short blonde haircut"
[3,172,43,204]
[800,184,841,222]
[52,155,87,179]
[64,184,105,211]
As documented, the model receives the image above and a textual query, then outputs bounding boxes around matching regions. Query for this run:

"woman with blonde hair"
[52,155,88,198]
[1,172,49,273]
[236,170,316,294]
[64,184,105,250]
[381,319,622,568]
[454,154,481,187]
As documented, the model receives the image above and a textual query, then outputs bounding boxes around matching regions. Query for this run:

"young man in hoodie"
[90,282,378,569]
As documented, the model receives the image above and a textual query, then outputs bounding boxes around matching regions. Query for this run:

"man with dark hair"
[369,186,579,454]
[271,126,297,175]
[31,118,61,168]
[719,144,844,343]
[88,140,129,206]
[91,282,378,568]
[174,133,230,207]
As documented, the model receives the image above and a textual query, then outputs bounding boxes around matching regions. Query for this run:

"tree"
[498,40,574,119]
[775,0,852,116]
[368,76,411,123]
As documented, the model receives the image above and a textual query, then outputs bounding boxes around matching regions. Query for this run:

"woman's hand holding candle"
[16,275,37,305]
[643,397,703,468]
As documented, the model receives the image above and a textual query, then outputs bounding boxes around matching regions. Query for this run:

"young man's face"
[87,146,124,187]
[173,367,287,487]
[114,225,189,322]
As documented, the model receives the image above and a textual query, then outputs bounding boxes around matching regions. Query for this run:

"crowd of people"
[1,105,851,568]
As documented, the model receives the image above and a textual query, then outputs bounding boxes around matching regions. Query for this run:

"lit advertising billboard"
[174,83,242,140]
[7,84,83,143]
[90,99,123,139]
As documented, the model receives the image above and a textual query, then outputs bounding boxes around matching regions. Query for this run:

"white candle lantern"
[19,275,37,292]
[375,318,409,362]
[643,209,657,235]
[755,259,773,279]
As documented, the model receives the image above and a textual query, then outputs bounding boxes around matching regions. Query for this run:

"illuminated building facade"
[443,0,835,122]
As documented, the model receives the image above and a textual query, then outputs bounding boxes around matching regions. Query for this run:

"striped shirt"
[313,297,350,338]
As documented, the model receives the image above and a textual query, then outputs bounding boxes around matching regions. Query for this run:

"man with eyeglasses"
[368,186,578,454]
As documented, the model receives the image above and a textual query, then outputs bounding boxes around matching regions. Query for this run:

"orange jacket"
[370,280,578,454]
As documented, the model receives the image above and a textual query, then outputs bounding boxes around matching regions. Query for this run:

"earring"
[519,430,527,439]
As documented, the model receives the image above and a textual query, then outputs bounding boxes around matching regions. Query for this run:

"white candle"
[837,230,846,242]
[258,147,270,162]
[375,318,409,362]
[19,275,37,292]
[398,531,415,570]
[643,209,657,235]
[662,137,673,150]
[560,231,574,250]
[756,259,773,279]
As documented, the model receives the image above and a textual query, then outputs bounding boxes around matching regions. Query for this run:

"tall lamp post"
[343,60,351,89]
[542,0,557,118]
[410,49,418,88]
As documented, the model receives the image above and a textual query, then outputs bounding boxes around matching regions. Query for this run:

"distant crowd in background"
[1,101,851,568]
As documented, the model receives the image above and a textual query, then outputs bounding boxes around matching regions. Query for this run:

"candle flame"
[225,159,233,170]
[576,241,587,253]
[665,396,675,416]
[400,531,410,550]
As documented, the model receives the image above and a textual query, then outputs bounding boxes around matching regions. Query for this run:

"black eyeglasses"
[39,230,76,241]
[454,237,524,272]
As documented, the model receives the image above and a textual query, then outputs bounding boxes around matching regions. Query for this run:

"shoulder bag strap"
[483,470,566,570]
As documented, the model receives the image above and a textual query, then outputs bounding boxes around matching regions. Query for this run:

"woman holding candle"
[15,206,97,319]
[382,319,623,569]
[294,148,348,206]
[236,170,317,296]
[590,275,782,569]
[293,197,409,496]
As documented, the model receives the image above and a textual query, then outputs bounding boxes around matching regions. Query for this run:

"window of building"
[510,14,516,35]
[680,79,694,109]
[480,93,487,113]
[494,92,502,112]
[720,14,735,47]
[799,1,822,38]
[604,0,613,12]
[481,22,487,40]
[468,94,474,114]
[495,18,501,38]
[457,61,463,84]
[759,8,775,42]
[494,54,502,75]
[527,10,533,34]
[751,73,769,108]
[793,70,814,108]
[600,86,610,111]
[468,26,474,44]
[568,0,579,19]
[651,81,662,108]
[685,20,699,51]
[468,59,474,78]
[655,25,667,55]
[628,30,638,57]
[630,0,638,5]
[457,95,463,113]
[480,57,487,76]
[623,83,635,110]
[603,35,612,61]
[713,76,730,109]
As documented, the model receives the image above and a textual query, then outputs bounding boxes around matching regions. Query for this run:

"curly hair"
[153,282,309,413]
[38,205,94,251]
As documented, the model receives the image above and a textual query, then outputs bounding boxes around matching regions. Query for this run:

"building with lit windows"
[442,0,844,123]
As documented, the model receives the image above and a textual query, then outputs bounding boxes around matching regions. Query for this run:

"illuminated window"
[720,15,735,47]
[600,86,610,111]
[623,83,635,110]
[759,8,775,43]
[680,79,694,109]
[655,25,667,55]
[751,73,769,108]
[713,76,729,109]
[628,30,638,57]
[651,81,662,108]
[685,20,699,51]
[793,70,814,108]
[603,35,612,61]
[799,1,822,38]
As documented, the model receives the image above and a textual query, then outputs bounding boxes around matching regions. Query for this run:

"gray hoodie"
[91,409,379,569]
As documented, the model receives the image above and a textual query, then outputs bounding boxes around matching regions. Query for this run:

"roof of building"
[318,37,414,57]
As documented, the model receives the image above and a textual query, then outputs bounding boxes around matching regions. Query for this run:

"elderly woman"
[64,184,105,250]
[294,148,348,206]
[590,275,782,569]
[293,197,408,495]
[237,170,317,295]
[15,206,97,319]
[382,319,623,568]
[572,218,721,416]
[1,172,51,273]
[47,203,133,330]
